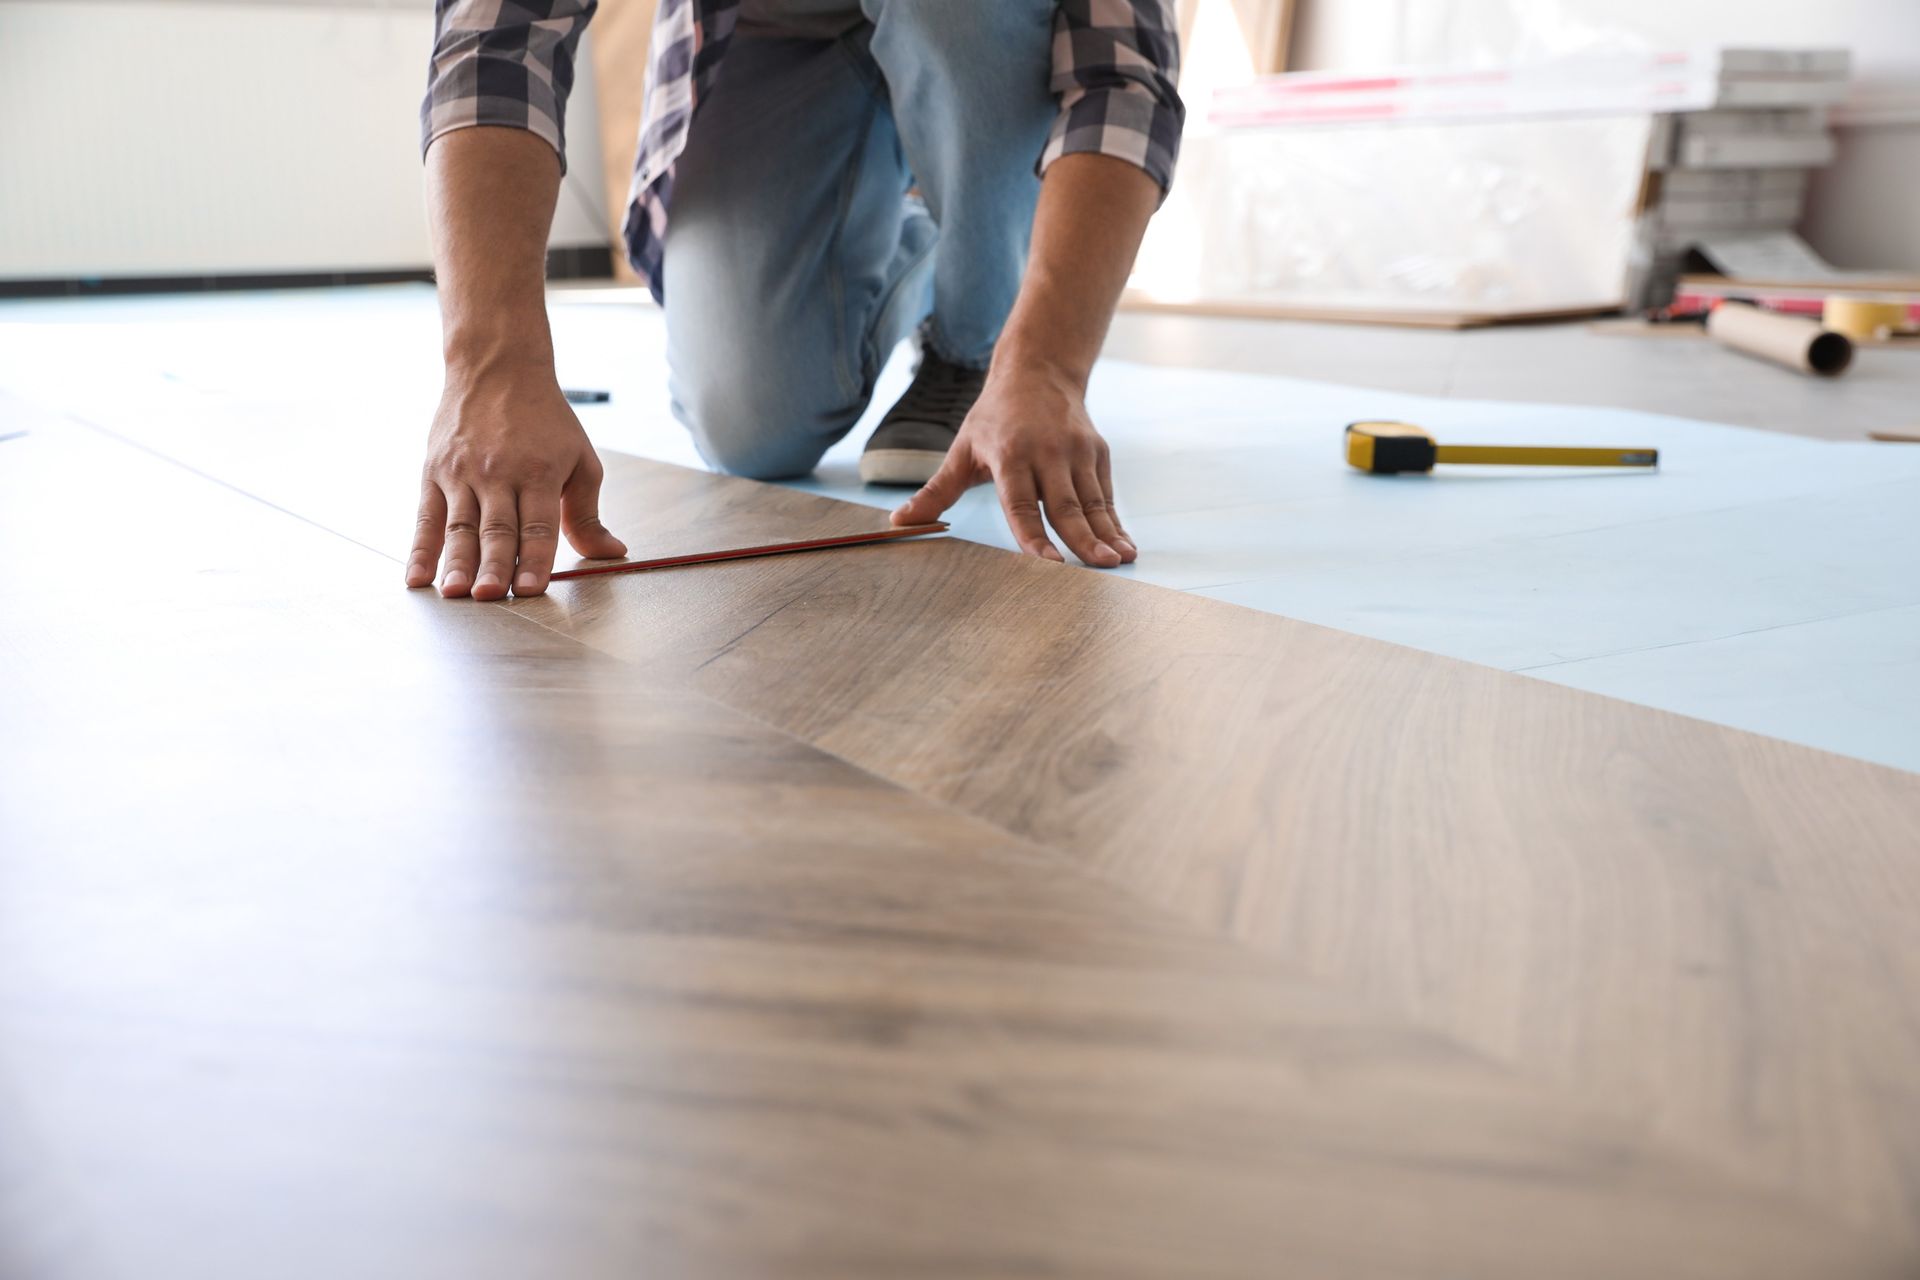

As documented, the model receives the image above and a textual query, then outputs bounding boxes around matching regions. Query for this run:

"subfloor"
[3,286,1920,1277]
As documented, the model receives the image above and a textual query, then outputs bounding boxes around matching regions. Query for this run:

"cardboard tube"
[1707,302,1853,377]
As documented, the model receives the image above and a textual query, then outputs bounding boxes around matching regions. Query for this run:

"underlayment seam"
[1511,598,1920,675]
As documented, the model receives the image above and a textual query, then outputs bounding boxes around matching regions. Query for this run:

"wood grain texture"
[505,450,1920,1242]
[17,376,1917,1248]
[10,411,1916,1274]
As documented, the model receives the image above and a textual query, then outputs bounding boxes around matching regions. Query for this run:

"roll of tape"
[1822,297,1909,341]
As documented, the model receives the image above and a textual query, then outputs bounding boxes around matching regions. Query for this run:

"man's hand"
[891,363,1134,567]
[888,153,1161,568]
[407,367,625,599]
[415,126,622,599]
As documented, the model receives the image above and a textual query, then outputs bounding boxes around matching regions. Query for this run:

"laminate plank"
[0,355,905,578]
[504,450,1920,1240]
[570,456,919,573]
[3,410,1912,1277]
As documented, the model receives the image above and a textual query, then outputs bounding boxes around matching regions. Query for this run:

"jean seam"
[859,225,938,392]
[830,24,887,93]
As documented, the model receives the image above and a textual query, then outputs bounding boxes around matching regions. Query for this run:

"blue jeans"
[662,0,1057,480]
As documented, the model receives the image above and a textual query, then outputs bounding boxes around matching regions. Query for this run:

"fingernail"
[443,571,468,589]
[515,572,538,593]
[475,573,501,591]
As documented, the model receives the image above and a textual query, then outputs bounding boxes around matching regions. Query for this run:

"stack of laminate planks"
[1636,50,1852,307]
[1185,48,1852,319]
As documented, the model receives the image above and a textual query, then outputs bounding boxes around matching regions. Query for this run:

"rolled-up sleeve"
[1042,0,1185,195]
[421,0,597,170]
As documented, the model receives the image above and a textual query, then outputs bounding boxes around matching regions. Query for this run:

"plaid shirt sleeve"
[421,0,597,170]
[1043,0,1185,194]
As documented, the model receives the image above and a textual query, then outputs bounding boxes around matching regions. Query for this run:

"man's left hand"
[890,363,1136,568]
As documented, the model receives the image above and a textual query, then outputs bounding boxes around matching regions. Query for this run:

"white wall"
[0,0,612,280]
[1289,0,1920,268]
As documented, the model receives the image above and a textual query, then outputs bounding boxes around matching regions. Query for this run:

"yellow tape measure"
[1346,421,1659,475]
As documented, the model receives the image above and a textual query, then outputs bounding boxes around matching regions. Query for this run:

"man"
[409,0,1183,600]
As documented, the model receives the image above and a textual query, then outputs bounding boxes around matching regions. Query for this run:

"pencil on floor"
[549,524,949,581]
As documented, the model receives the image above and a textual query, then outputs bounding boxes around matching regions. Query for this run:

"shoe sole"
[858,447,946,487]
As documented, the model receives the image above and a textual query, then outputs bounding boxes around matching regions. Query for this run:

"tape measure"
[1346,422,1659,475]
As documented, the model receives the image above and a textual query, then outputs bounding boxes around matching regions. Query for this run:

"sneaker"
[858,349,988,486]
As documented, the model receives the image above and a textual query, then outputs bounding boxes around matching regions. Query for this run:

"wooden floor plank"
[492,450,1920,1240]
[3,410,1913,1277]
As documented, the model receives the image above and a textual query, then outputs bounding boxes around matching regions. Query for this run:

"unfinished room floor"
[3,286,1920,1278]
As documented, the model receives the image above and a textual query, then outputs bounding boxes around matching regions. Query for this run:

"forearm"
[992,154,1161,391]
[424,126,563,379]
[412,125,624,599]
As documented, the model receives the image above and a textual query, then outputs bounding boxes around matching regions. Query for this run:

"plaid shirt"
[423,0,1183,300]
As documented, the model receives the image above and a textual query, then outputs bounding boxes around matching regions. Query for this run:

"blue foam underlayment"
[2,286,1916,775]
[576,305,1920,777]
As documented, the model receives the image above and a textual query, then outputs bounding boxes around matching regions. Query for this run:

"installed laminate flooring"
[3,401,1919,1275]
[0,415,1890,1280]
[517,457,1920,1242]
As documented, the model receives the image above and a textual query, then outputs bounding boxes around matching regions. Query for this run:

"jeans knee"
[674,366,847,482]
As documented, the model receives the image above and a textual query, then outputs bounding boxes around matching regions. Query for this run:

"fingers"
[439,486,482,598]
[512,487,562,597]
[430,449,621,601]
[1076,458,1135,565]
[471,488,519,601]
[892,445,980,528]
[407,481,447,588]
[1093,443,1137,560]
[997,469,1062,562]
[1037,464,1120,568]
[561,453,627,560]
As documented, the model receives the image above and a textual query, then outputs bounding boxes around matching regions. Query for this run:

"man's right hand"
[406,367,626,599]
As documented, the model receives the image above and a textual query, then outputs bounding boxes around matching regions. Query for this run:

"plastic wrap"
[1131,114,1654,318]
